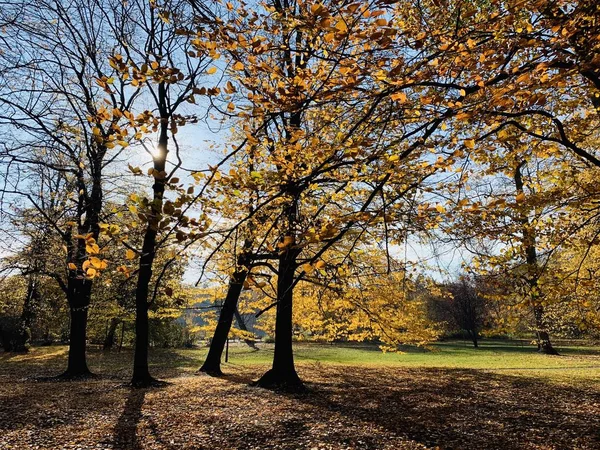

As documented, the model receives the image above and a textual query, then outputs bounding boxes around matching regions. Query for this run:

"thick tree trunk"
[66,308,91,375]
[199,264,249,376]
[103,317,121,351]
[59,143,105,378]
[254,248,303,391]
[62,278,93,378]
[0,323,13,352]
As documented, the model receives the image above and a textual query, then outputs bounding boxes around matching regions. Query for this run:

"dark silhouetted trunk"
[131,82,168,388]
[61,276,93,378]
[60,143,105,378]
[534,305,559,355]
[254,246,303,391]
[0,321,14,352]
[468,329,479,348]
[103,318,121,350]
[132,276,152,386]
[234,308,257,349]
[10,278,39,353]
[199,258,250,375]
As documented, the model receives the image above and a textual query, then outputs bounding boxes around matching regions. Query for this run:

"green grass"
[172,339,600,386]
[4,339,599,386]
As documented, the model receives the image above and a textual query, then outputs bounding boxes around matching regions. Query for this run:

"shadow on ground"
[1,356,600,450]
[292,366,600,449]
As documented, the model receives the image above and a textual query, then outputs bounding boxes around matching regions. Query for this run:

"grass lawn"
[1,340,599,449]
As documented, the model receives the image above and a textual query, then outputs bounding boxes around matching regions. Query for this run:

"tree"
[105,0,211,387]
[443,278,488,348]
[189,0,500,389]
[0,0,144,377]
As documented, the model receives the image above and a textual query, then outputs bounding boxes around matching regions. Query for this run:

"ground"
[1,341,599,450]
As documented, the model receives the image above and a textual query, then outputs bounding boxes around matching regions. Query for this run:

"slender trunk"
[254,247,303,391]
[199,263,249,375]
[514,162,558,356]
[234,308,257,349]
[12,279,38,353]
[131,192,159,386]
[103,317,121,351]
[131,82,168,387]
[132,275,152,386]
[469,329,479,348]
[119,321,125,353]
[534,305,559,355]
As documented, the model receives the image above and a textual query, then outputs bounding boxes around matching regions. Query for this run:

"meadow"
[1,340,599,449]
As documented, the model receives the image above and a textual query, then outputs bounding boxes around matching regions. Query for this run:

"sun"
[143,142,163,160]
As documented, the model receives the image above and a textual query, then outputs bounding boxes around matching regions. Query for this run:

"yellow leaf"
[90,257,104,268]
[68,263,77,271]
[207,67,217,75]
[391,92,407,103]
[232,61,244,71]
[86,268,97,278]
[435,204,446,213]
[302,263,314,274]
[126,249,136,260]
[464,139,475,149]
[86,243,100,254]
[335,20,348,33]
[516,192,526,203]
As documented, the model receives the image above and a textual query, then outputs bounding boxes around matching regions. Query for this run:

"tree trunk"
[534,305,559,355]
[62,277,93,378]
[468,330,479,348]
[254,247,303,391]
[234,308,257,349]
[199,263,249,376]
[103,317,121,351]
[131,82,168,388]
[119,321,125,353]
[131,207,161,387]
[132,279,153,387]
[514,163,558,357]
[13,279,39,353]
[0,323,13,352]
[59,143,105,378]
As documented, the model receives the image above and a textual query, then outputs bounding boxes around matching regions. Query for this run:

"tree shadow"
[289,367,600,449]
[112,388,147,450]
